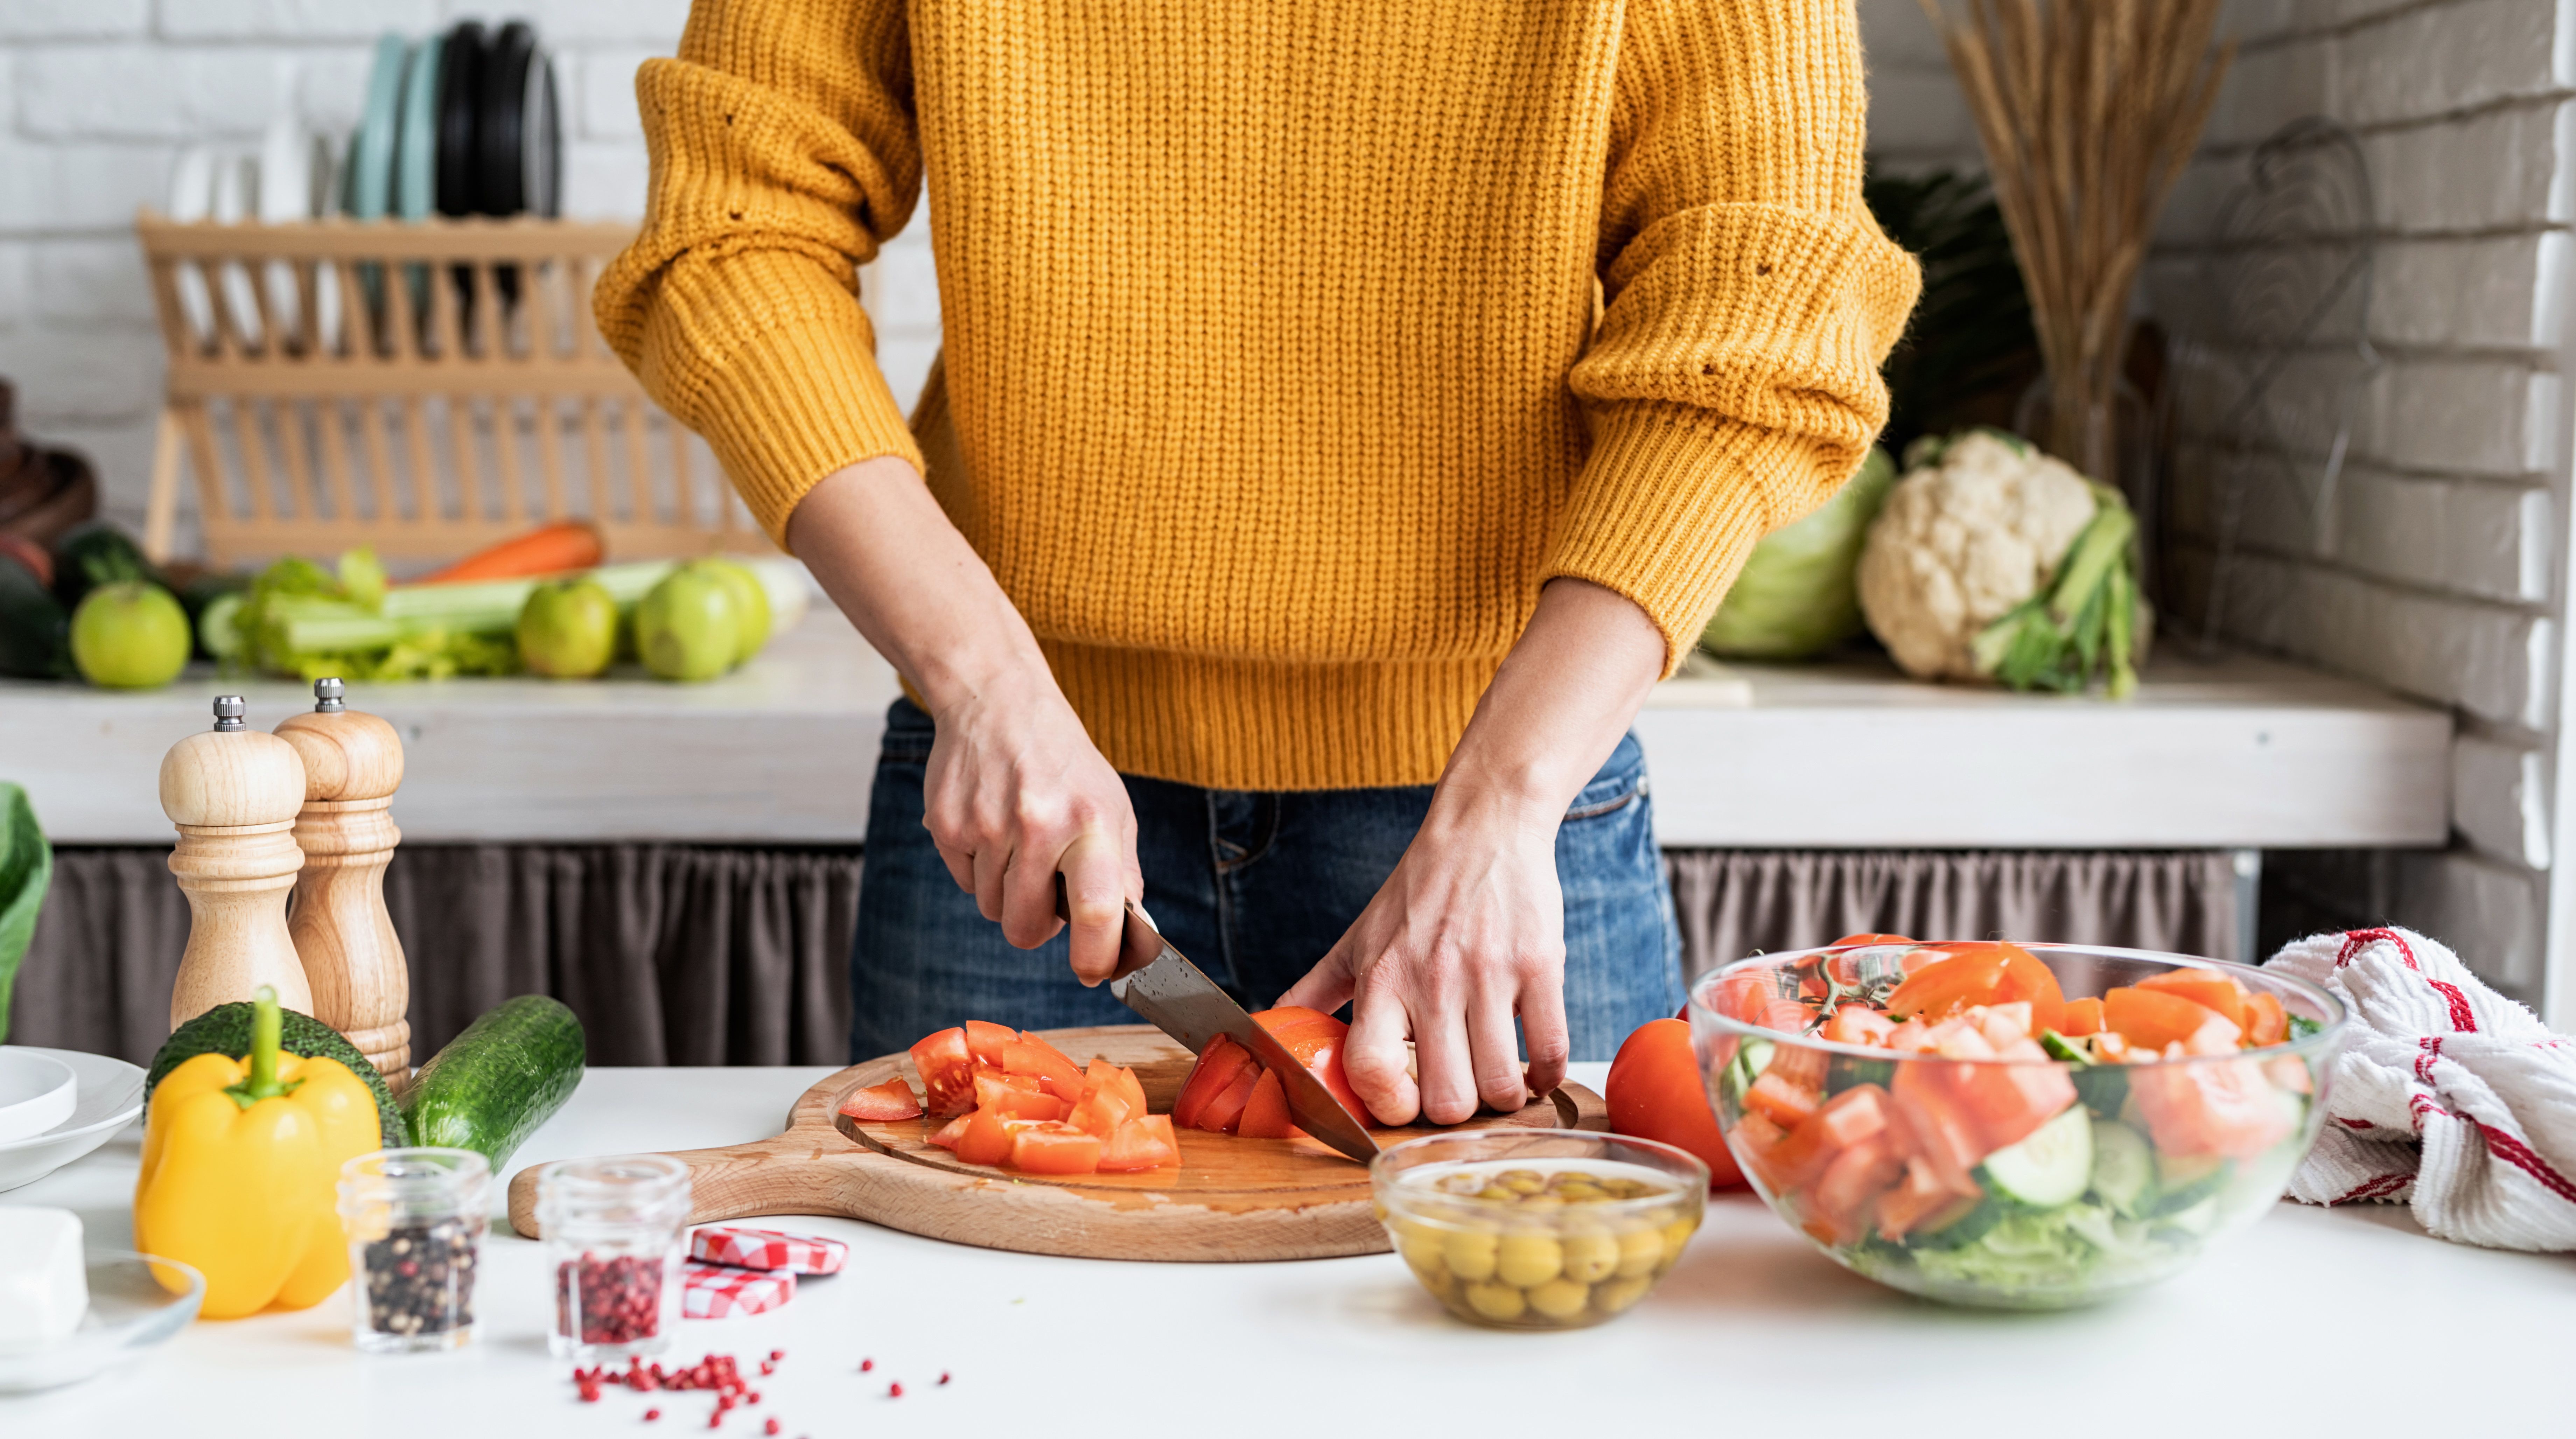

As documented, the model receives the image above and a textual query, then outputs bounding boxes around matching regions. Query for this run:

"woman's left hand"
[1280,793,1570,1126]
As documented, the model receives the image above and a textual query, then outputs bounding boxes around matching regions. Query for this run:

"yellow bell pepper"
[134,986,382,1319]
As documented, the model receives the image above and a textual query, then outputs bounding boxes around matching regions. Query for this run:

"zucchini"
[1977,1104,2093,1207]
[2088,1119,2154,1217]
[402,995,586,1172]
[151,1001,407,1148]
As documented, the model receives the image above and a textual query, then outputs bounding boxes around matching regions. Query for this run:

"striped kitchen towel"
[2268,927,2576,1249]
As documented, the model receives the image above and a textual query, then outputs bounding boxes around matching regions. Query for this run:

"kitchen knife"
[1083,897,1380,1165]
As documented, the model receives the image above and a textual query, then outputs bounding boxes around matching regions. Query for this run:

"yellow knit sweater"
[598,0,1918,791]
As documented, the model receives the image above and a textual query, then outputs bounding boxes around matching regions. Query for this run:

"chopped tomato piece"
[1820,1006,1897,1046]
[975,1072,1068,1122]
[1812,1083,1892,1149]
[1886,942,2064,1033]
[1889,1063,1983,1194]
[1235,1068,1297,1139]
[839,1078,924,1122]
[1083,1057,1150,1118]
[2106,985,2242,1052]
[1067,1087,1135,1138]
[1744,1071,1821,1129]
[1007,1120,1105,1175]
[909,1027,978,1117]
[1765,1042,1830,1089]
[954,1107,1013,1167]
[1830,932,1916,947]
[2133,1055,2297,1158]
[1975,1002,2035,1049]
[1196,1062,1263,1134]
[1172,1035,1253,1131]
[2242,990,2288,1047]
[926,1111,972,1151]
[1097,1115,1181,1172]
[1003,1037,1089,1103]
[1803,1135,1907,1248]
[1943,1041,2079,1153]
[963,1020,1018,1069]
[2137,968,2249,1030]
[2058,996,2105,1036]
[1875,1155,1982,1241]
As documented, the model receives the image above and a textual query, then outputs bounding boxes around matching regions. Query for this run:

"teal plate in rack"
[347,32,406,219]
[393,33,443,344]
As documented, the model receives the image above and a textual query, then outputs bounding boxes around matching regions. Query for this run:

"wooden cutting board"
[507,1024,1606,1262]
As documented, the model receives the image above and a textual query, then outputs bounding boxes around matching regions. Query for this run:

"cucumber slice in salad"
[1721,1038,1774,1111]
[2088,1119,2154,1217]
[1977,1104,2093,1207]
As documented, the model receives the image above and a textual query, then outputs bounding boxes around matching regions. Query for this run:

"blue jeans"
[848,698,1683,1063]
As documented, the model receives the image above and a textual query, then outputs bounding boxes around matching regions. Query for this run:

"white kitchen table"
[8,1063,2566,1439]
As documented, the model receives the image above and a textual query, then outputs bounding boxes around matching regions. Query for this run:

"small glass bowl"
[1371,1129,1708,1330]
[0,1251,204,1394]
[1690,942,2346,1310]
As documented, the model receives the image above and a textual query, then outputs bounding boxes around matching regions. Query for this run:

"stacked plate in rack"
[164,19,562,355]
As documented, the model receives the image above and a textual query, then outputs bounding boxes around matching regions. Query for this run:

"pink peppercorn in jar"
[534,1153,691,1363]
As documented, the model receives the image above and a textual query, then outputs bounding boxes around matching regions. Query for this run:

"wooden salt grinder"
[163,694,311,1029]
[275,677,411,1089]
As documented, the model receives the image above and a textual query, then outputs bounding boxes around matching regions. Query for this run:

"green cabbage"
[1700,446,1895,660]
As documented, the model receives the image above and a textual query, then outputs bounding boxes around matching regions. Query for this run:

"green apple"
[516,577,620,678]
[635,567,741,682]
[70,580,191,689]
[693,558,772,667]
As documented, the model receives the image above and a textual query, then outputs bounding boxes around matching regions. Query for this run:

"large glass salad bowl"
[1689,941,2344,1309]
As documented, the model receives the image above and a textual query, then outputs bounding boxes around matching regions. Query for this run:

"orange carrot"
[415,521,603,585]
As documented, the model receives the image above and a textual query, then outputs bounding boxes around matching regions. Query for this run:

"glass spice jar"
[535,1153,691,1363]
[338,1147,491,1354]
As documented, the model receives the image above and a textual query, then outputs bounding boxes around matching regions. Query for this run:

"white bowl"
[0,1251,203,1393]
[0,1049,146,1194]
[0,1050,77,1144]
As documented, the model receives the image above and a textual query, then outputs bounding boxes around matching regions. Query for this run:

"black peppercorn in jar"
[337,1148,491,1354]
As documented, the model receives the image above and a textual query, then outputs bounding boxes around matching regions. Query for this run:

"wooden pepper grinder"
[163,694,312,1029]
[275,677,411,1090]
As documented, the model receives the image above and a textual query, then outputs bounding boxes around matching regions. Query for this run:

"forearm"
[784,455,1060,717]
[1429,578,1667,834]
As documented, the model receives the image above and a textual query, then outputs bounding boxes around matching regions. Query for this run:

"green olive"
[1593,1274,1653,1314]
[1442,1229,1500,1282]
[1496,1231,1563,1287]
[1659,1217,1698,1266]
[1561,1231,1618,1284]
[1476,1185,1520,1201]
[1398,1228,1447,1277]
[1554,1181,1608,1203]
[1516,1194,1566,1214]
[1526,1278,1590,1320]
[1463,1280,1527,1321]
[1614,1226,1664,1278]
[1498,1169,1547,1194]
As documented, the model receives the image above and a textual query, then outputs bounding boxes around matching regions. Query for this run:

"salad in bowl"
[1689,938,2344,1309]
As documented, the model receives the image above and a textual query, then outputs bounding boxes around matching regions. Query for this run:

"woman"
[598,0,1917,1125]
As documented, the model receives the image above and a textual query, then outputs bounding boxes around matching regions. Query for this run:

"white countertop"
[6,613,2448,849]
[9,1063,2566,1438]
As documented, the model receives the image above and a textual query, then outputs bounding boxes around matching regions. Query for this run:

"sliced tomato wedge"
[1008,1120,1106,1174]
[1172,1034,1253,1130]
[1830,932,1916,946]
[1885,942,2065,1033]
[1744,1070,1821,1130]
[1197,1062,1262,1134]
[2057,995,2106,1036]
[954,1106,1013,1167]
[1235,1068,1297,1139]
[1084,1057,1149,1118]
[963,1019,1018,1069]
[838,1078,924,1122]
[975,1072,1068,1122]
[2242,990,2288,1047]
[1003,1036,1089,1103]
[1802,1134,1906,1248]
[1097,1114,1181,1172]
[2106,985,2242,1052]
[1171,1008,1371,1135]
[909,1027,978,1117]
[2136,968,2249,1030]
[1066,1087,1135,1138]
[926,1111,972,1151]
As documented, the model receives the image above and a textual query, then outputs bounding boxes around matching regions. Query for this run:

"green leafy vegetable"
[224,549,679,682]
[1967,480,2144,697]
[1702,446,1896,661]
[0,782,52,1048]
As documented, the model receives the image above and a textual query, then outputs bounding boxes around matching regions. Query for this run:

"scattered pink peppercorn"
[939,1372,951,1385]
[889,1382,905,1398]
[764,1423,781,1437]
[860,1358,873,1372]
[645,1410,661,1422]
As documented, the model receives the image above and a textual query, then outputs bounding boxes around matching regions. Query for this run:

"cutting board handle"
[506,1136,882,1239]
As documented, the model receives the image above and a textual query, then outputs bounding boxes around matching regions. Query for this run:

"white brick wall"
[0,0,944,543]
[2141,0,2576,1007]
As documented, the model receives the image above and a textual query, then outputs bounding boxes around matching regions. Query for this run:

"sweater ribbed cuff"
[632,256,925,546]
[1542,404,1808,677]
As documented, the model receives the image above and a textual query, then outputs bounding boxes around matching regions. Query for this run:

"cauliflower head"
[1855,431,2101,682]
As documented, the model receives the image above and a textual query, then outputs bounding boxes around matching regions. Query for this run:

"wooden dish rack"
[134,214,771,568]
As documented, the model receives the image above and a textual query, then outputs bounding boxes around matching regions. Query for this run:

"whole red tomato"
[1606,1018,1743,1189]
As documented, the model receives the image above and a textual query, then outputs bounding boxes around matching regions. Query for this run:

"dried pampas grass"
[1917,0,2233,480]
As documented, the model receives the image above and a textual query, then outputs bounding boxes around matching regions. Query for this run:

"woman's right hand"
[787,454,1140,985]
[923,673,1141,984]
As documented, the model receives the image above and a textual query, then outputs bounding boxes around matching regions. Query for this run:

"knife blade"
[1082,897,1379,1164]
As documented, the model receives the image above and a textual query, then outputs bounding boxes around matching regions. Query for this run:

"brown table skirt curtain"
[11,846,2237,1069]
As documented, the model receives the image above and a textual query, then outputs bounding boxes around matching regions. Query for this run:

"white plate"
[0,1050,76,1143]
[0,1048,146,1195]
[166,145,217,348]
[0,1251,202,1394]
[209,152,265,350]
[256,116,307,342]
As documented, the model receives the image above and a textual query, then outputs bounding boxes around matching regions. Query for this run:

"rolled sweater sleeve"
[1547,0,1921,673]
[593,0,926,544]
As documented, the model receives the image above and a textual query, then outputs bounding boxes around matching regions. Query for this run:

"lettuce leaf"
[0,782,52,1047]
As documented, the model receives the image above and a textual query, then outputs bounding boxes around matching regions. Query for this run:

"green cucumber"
[1720,1037,1773,1112]
[2151,1151,2231,1215]
[402,995,586,1173]
[1823,1053,1896,1096]
[150,1001,407,1148]
[1977,1104,2092,1207]
[2088,1119,2154,1217]
[2038,1029,2090,1064]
